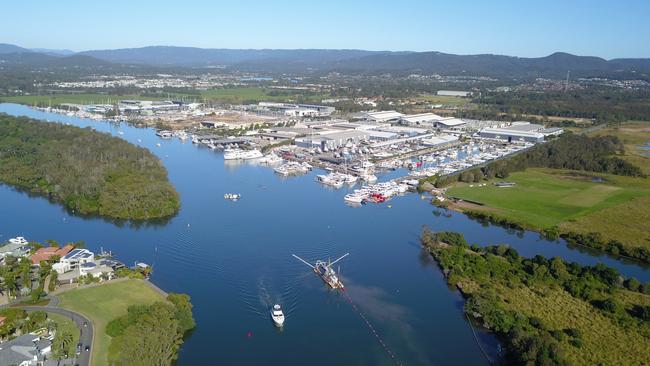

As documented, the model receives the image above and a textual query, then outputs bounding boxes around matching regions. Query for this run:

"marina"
[1,103,648,366]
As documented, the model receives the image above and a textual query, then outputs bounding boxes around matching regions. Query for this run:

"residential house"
[0,333,51,366]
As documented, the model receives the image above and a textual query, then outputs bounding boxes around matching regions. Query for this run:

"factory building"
[479,128,544,143]
[433,117,466,129]
[295,130,369,150]
[258,102,335,117]
[361,111,404,123]
[399,113,443,127]
[478,123,563,143]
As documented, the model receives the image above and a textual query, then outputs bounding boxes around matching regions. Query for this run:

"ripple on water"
[156,230,225,277]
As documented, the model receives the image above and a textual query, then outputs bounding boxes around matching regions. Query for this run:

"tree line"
[0,114,180,220]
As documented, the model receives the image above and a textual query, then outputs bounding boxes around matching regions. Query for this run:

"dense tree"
[108,302,189,366]
[0,114,180,220]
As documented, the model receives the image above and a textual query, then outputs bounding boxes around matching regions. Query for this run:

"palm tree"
[52,329,74,360]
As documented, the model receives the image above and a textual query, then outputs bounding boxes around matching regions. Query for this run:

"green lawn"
[0,93,170,106]
[200,87,328,103]
[58,279,166,366]
[447,168,650,229]
[414,94,471,106]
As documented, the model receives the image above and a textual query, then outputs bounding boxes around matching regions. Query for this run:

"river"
[0,103,648,365]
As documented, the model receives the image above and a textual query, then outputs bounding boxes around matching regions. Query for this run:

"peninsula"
[0,113,180,220]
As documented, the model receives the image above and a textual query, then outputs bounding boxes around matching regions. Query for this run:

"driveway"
[22,305,93,366]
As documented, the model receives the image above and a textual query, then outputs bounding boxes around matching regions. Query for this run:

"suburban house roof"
[29,244,74,264]
[0,333,48,365]
[63,248,93,261]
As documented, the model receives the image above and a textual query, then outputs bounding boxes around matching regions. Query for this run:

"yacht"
[360,173,377,183]
[271,304,285,327]
[156,130,173,139]
[224,193,241,201]
[258,154,283,165]
[223,149,263,160]
[344,194,365,204]
[8,236,28,245]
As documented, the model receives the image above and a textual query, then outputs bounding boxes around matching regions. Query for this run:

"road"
[22,304,93,366]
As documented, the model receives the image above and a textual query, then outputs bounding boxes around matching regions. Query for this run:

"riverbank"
[442,168,650,263]
[421,229,650,365]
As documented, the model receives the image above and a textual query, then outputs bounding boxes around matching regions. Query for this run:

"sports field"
[58,279,166,366]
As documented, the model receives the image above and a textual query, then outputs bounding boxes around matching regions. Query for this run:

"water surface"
[0,103,647,365]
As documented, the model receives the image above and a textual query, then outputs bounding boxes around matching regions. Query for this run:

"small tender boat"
[271,304,285,327]
[224,193,241,200]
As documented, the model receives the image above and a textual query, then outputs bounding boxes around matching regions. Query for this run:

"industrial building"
[361,111,404,123]
[295,130,369,150]
[399,113,443,126]
[258,102,335,117]
[433,117,466,129]
[478,122,563,143]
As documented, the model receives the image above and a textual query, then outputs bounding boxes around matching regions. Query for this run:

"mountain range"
[1,43,649,80]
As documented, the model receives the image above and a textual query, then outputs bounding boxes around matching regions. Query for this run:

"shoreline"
[437,197,650,265]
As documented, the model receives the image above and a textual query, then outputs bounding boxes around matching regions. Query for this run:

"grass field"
[414,94,471,106]
[200,87,328,104]
[447,168,650,229]
[0,93,171,106]
[58,279,166,366]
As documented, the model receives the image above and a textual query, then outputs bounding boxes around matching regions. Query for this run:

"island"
[421,229,650,365]
[0,113,180,220]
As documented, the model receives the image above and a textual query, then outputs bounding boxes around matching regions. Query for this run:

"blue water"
[0,103,648,365]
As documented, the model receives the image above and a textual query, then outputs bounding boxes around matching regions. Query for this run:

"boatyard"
[35,102,555,207]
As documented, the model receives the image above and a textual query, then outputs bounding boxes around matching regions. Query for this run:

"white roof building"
[434,117,466,128]
[437,90,471,97]
[362,111,404,123]
[399,113,443,126]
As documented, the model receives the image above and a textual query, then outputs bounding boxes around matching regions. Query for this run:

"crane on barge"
[292,253,349,289]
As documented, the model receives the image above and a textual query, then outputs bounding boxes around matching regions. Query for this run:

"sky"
[2,0,649,59]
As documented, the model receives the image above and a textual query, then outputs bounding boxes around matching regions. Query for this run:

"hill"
[1,43,650,80]
[0,43,32,54]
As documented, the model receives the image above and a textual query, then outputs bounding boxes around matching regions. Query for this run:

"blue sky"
[3,0,649,58]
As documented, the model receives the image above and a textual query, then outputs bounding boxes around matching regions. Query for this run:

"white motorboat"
[224,193,241,201]
[223,149,263,160]
[259,154,283,165]
[344,194,364,204]
[271,304,285,327]
[8,236,28,245]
